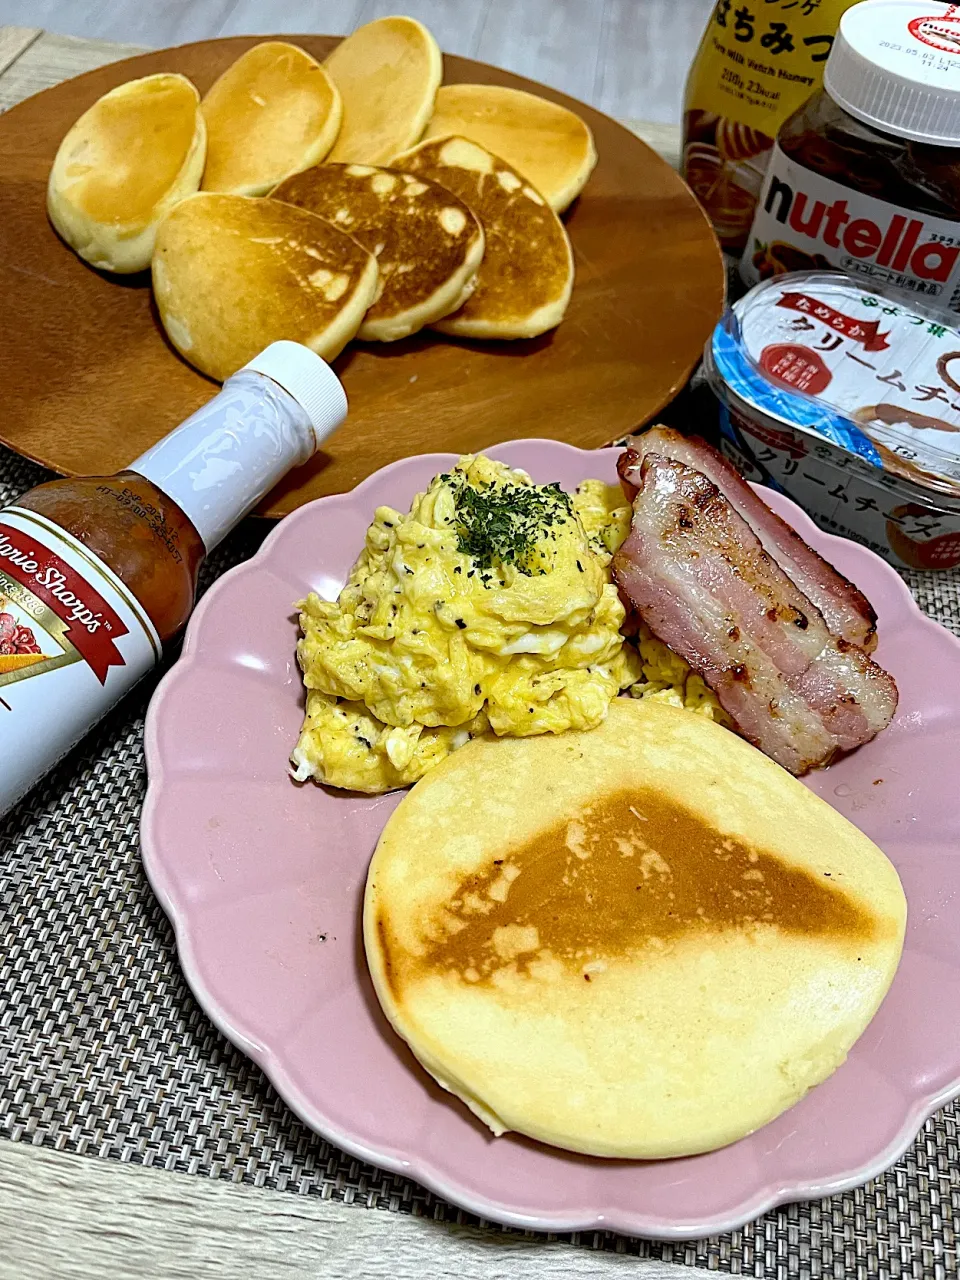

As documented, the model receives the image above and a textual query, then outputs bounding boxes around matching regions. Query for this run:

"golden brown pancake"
[391,136,574,339]
[200,41,341,197]
[271,162,484,342]
[324,17,441,164]
[365,698,906,1158]
[47,73,206,273]
[423,84,597,213]
[152,192,378,380]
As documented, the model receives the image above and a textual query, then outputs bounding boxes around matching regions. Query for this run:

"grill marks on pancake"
[270,163,482,332]
[393,136,573,335]
[387,789,877,988]
[421,83,597,213]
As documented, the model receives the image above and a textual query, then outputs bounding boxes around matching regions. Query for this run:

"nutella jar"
[741,0,960,312]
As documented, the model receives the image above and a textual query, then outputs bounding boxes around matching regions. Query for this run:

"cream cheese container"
[704,270,960,569]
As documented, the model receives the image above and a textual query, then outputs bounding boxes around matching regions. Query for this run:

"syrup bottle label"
[0,506,160,816]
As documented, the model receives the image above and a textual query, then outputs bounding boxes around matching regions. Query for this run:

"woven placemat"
[0,442,956,1279]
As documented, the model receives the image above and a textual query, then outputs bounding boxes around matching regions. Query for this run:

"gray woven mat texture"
[0,444,957,1279]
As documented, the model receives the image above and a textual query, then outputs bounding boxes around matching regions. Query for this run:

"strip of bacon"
[618,427,878,652]
[612,455,898,775]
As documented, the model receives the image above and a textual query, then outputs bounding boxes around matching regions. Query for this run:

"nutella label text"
[741,144,960,311]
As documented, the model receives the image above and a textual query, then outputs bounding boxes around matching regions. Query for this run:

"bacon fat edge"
[612,453,898,775]
[618,427,878,652]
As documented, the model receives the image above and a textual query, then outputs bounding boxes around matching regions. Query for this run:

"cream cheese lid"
[825,0,960,144]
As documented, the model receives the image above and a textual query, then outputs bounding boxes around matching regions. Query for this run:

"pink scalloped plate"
[141,440,960,1239]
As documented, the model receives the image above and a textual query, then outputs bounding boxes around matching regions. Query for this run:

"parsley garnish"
[445,472,573,577]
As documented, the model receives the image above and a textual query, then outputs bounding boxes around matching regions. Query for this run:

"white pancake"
[48,73,205,274]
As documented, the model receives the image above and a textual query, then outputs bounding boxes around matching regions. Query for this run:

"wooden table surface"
[0,24,690,1280]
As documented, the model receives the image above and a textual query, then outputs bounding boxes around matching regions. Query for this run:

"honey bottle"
[683,0,857,254]
[0,341,346,818]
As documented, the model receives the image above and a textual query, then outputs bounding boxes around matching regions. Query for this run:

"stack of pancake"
[47,16,598,381]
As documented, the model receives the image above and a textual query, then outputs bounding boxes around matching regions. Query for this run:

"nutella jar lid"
[826,0,960,144]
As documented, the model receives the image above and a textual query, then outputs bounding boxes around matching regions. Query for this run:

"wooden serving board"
[0,35,724,517]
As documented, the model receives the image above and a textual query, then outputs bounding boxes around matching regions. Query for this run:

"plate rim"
[141,438,960,1238]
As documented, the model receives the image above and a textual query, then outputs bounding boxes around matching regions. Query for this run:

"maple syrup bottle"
[0,342,346,818]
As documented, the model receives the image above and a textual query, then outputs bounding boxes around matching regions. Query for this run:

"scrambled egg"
[630,623,729,720]
[292,456,722,793]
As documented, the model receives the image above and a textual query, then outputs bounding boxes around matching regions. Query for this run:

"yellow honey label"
[686,0,852,135]
[683,0,857,251]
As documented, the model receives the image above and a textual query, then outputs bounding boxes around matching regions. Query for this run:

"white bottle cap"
[825,0,960,144]
[129,343,348,551]
[240,340,347,448]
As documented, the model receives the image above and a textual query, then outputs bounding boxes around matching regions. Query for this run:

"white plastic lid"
[825,0,960,144]
[240,341,347,447]
[129,342,348,551]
